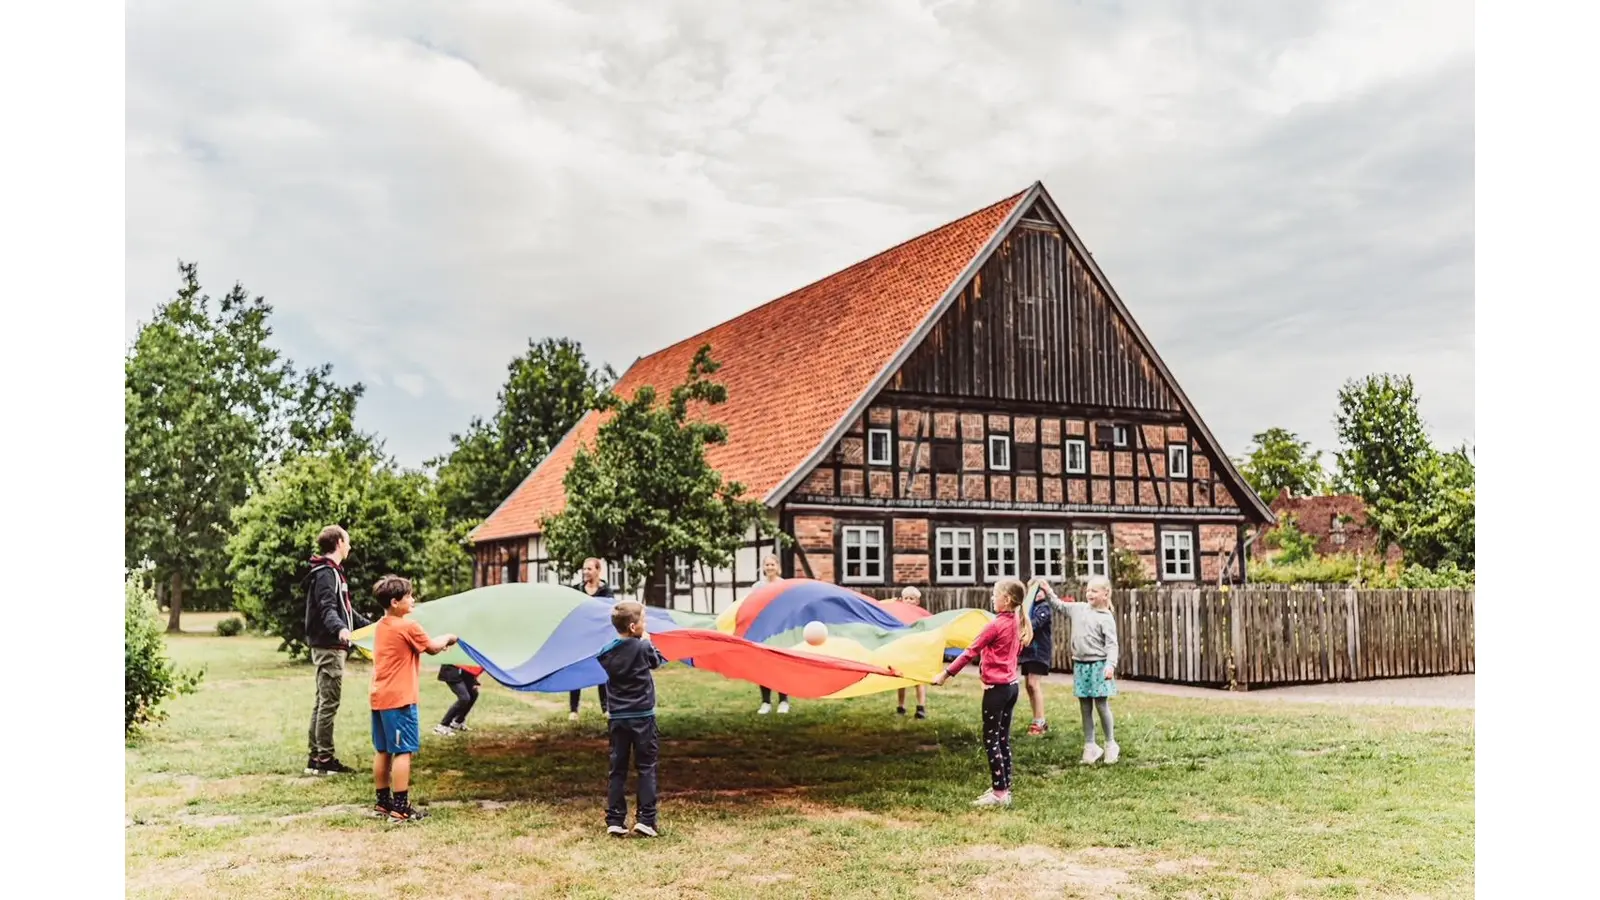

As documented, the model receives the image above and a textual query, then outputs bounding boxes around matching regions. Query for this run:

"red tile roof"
[471,187,1028,542]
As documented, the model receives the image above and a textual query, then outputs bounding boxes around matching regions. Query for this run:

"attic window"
[1113,425,1130,448]
[867,429,892,466]
[988,435,1011,471]
[1168,444,1189,478]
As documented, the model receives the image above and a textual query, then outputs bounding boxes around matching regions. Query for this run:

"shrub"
[126,572,203,736]
[215,616,244,637]
[1111,547,1153,588]
[1247,553,1360,585]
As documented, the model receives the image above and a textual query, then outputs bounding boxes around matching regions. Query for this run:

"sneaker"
[322,757,357,775]
[972,790,1012,807]
[387,804,429,823]
[607,825,628,837]
[450,722,471,732]
[304,756,323,776]
[1081,743,1104,765]
[915,707,928,720]
[633,822,659,838]
[432,724,455,737]
[896,707,907,716]
[1104,741,1120,764]
[1026,722,1047,737]
[757,702,772,715]
[569,711,580,722]
[777,701,790,715]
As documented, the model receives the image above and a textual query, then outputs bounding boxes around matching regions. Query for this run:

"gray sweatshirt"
[1052,600,1119,669]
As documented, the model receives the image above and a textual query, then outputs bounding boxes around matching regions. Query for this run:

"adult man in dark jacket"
[302,525,371,775]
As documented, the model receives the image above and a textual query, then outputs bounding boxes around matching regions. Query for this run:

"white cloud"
[127,0,1473,467]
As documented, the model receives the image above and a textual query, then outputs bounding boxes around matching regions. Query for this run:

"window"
[1168,444,1189,478]
[1065,439,1087,474]
[936,528,976,583]
[1073,530,1109,578]
[867,428,893,466]
[672,558,693,590]
[1161,531,1195,581]
[983,529,1020,581]
[1113,425,1130,448]
[841,526,885,583]
[1030,529,1067,580]
[988,435,1011,470]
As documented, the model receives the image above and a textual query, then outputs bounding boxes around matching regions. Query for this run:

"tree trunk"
[166,571,185,633]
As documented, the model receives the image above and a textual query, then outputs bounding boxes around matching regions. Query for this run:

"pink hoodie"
[944,610,1021,686]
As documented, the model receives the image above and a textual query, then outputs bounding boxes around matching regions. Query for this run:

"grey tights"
[1079,697,1114,744]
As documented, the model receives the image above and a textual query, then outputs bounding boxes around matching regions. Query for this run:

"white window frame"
[935,527,976,584]
[1073,529,1109,579]
[1030,529,1067,580]
[983,528,1020,581]
[1161,530,1195,581]
[1065,439,1087,474]
[1113,424,1130,448]
[672,557,692,590]
[840,526,885,584]
[988,434,1011,471]
[867,428,893,466]
[1168,444,1189,478]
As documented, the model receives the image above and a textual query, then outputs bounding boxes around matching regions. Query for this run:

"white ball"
[803,620,828,646]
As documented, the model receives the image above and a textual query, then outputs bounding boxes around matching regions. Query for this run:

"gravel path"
[1042,673,1474,709]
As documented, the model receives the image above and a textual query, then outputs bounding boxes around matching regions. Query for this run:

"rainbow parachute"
[350,579,991,699]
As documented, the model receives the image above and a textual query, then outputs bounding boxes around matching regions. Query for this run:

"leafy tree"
[419,518,477,601]
[1235,427,1327,505]
[1269,513,1320,565]
[543,345,781,593]
[125,262,364,631]
[431,338,615,526]
[227,449,435,658]
[1333,374,1432,507]
[1368,444,1475,570]
[125,571,202,736]
[1110,547,1152,588]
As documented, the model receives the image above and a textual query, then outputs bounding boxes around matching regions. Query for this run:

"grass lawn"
[127,631,1473,899]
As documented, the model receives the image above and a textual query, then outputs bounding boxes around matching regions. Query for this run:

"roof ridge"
[618,185,1033,376]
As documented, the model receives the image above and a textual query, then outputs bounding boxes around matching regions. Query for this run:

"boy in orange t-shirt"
[369,575,456,823]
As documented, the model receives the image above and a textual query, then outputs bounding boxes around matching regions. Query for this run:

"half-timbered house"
[470,182,1274,612]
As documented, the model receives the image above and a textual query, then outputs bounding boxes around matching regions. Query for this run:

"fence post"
[1228,588,1247,691]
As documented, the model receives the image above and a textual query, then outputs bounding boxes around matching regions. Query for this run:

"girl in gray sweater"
[1034,575,1121,764]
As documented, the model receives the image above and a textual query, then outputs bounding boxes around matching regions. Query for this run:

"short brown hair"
[316,525,347,555]
[374,575,413,607]
[610,599,645,634]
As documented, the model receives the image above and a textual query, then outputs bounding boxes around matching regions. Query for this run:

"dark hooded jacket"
[302,556,371,649]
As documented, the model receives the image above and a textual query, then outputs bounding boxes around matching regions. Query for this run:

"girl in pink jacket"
[932,578,1033,807]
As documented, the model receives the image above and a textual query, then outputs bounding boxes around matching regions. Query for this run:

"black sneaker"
[322,757,357,775]
[896,707,906,716]
[304,756,323,776]
[915,707,928,720]
[387,804,429,824]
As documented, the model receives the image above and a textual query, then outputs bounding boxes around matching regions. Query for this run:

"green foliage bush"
[215,616,244,637]
[1271,514,1319,565]
[1111,547,1152,588]
[125,572,202,735]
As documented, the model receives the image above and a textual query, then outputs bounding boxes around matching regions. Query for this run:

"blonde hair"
[1084,575,1113,609]
[610,599,645,634]
[995,578,1033,647]
[900,586,922,603]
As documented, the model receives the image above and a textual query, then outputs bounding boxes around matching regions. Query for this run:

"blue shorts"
[371,704,421,755]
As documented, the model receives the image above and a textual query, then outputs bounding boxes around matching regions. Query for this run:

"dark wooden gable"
[887,209,1180,413]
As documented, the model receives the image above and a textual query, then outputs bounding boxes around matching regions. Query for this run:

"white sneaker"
[1082,743,1104,765]
[757,703,772,715]
[972,790,1012,807]
[450,722,471,732]
[607,825,627,837]
[1104,741,1120,764]
[633,822,659,837]
[777,701,790,715]
[432,724,455,737]
[568,711,579,722]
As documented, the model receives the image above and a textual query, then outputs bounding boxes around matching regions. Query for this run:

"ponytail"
[998,578,1033,647]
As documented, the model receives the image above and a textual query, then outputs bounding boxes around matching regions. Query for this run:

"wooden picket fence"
[859,586,1475,690]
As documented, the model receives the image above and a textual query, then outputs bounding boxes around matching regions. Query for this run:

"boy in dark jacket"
[302,525,373,775]
[596,600,668,838]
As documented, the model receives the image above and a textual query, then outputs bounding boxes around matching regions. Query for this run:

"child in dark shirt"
[596,600,669,837]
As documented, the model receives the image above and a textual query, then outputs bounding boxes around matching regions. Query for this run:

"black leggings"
[442,678,479,727]
[981,683,1019,792]
[759,687,788,704]
[570,686,608,713]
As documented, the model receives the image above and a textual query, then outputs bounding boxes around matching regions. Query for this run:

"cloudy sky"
[126,0,1473,472]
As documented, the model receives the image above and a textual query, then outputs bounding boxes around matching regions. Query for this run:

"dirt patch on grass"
[787,801,924,830]
[919,844,1219,899]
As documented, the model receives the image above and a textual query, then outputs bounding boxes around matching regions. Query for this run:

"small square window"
[841,526,885,583]
[1065,439,1087,474]
[988,435,1011,471]
[867,429,893,466]
[1161,531,1195,581]
[1168,444,1190,478]
[1030,529,1067,580]
[936,528,976,583]
[1073,530,1109,578]
[1113,425,1130,448]
[983,529,1019,581]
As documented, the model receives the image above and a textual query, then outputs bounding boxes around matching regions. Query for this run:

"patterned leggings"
[981,682,1019,792]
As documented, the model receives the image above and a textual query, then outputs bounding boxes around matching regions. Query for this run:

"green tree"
[431,337,615,526]
[125,571,202,736]
[1368,444,1476,570]
[542,345,780,593]
[1333,374,1432,507]
[125,262,364,631]
[1235,427,1327,505]
[227,449,435,658]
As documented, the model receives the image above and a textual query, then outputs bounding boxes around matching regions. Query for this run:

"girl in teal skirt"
[1035,575,1121,764]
